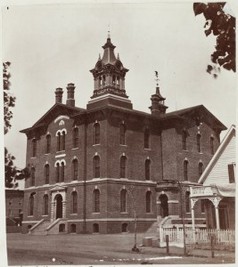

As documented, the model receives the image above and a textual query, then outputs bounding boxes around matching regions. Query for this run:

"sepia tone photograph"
[1,0,236,265]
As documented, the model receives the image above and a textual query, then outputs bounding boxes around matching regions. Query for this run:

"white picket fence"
[160,227,235,245]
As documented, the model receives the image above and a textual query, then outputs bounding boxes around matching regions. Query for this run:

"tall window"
[185,191,190,213]
[71,191,78,214]
[32,139,37,157]
[182,130,187,150]
[201,199,205,213]
[93,156,100,178]
[72,159,78,180]
[228,164,235,183]
[197,133,201,153]
[144,128,150,149]
[62,131,66,150]
[73,128,79,148]
[120,123,126,145]
[57,132,61,151]
[210,136,214,155]
[45,164,50,184]
[56,163,60,183]
[43,194,49,215]
[183,160,188,181]
[145,159,151,180]
[93,189,100,212]
[61,162,65,182]
[146,191,152,213]
[29,193,35,216]
[31,167,35,186]
[120,189,127,212]
[198,162,203,177]
[120,156,127,178]
[94,123,100,144]
[46,134,51,154]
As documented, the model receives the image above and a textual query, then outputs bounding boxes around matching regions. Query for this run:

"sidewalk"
[141,244,235,260]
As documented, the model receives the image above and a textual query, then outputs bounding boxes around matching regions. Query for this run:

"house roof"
[198,124,236,184]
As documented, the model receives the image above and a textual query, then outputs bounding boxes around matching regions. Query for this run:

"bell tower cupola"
[87,34,132,110]
[149,72,168,116]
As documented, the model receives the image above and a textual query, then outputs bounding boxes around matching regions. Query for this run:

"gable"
[199,126,236,186]
[20,103,84,136]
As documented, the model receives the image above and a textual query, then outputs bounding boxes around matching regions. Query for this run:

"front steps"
[29,218,68,235]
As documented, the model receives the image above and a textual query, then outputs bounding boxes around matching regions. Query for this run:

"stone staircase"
[29,219,51,235]
[29,218,68,235]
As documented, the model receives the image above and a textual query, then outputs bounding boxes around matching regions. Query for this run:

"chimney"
[66,83,75,107]
[55,88,63,104]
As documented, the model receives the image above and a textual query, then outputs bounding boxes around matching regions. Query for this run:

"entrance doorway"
[55,194,63,219]
[159,194,168,218]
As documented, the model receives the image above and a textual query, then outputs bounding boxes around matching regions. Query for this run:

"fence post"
[211,235,215,258]
[166,235,169,255]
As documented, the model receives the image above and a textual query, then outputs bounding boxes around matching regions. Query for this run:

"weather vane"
[155,71,160,87]
[108,23,111,38]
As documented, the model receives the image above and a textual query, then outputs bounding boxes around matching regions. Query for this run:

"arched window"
[45,164,50,184]
[94,123,100,144]
[183,160,188,181]
[198,162,203,177]
[146,191,152,213]
[144,128,150,149]
[56,163,60,183]
[93,156,100,178]
[43,194,49,215]
[71,191,77,214]
[185,191,190,213]
[145,159,151,180]
[32,139,37,157]
[72,159,78,180]
[210,136,214,155]
[120,156,127,178]
[57,132,61,151]
[93,189,100,212]
[61,162,65,182]
[46,134,51,154]
[31,167,35,186]
[182,130,187,150]
[120,123,126,145]
[120,189,127,212]
[62,131,66,150]
[29,193,35,216]
[73,128,79,148]
[197,133,201,153]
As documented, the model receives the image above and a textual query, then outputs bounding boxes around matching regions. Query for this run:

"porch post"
[190,198,197,242]
[213,197,221,230]
[51,201,56,222]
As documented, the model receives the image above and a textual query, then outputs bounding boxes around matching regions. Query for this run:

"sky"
[2,0,237,170]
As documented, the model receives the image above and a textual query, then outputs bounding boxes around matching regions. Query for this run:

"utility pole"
[178,181,187,256]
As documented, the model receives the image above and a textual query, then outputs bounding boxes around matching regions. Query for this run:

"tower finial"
[155,70,159,87]
[107,23,111,39]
